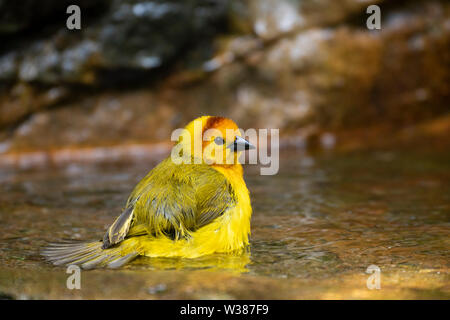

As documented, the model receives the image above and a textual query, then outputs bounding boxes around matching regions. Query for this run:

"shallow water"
[0,149,449,299]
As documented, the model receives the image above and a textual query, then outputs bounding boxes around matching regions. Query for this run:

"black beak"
[228,136,255,152]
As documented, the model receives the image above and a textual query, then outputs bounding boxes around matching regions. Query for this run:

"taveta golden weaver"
[42,116,255,269]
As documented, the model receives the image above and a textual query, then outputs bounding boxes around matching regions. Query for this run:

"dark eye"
[214,136,225,145]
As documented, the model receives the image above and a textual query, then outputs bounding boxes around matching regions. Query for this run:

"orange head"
[172,116,254,166]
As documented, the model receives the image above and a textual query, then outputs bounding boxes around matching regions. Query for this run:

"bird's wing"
[102,159,236,247]
[102,206,134,249]
[194,169,236,228]
[126,159,236,240]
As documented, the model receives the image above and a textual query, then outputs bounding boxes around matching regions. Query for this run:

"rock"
[0,0,228,85]
[6,90,179,152]
[229,0,383,39]
[0,0,107,35]
[0,0,449,155]
[212,0,450,130]
[0,83,69,128]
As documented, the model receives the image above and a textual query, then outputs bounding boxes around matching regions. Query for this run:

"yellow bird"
[42,116,255,269]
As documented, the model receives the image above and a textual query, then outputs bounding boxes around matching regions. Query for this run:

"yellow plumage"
[42,116,254,269]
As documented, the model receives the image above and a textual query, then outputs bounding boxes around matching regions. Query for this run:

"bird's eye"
[214,136,225,145]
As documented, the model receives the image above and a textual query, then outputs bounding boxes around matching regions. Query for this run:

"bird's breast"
[209,164,252,250]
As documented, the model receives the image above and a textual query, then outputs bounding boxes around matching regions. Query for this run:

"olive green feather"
[102,158,236,248]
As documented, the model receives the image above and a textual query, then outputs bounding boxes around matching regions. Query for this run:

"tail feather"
[41,241,138,269]
[80,254,111,269]
[105,253,138,269]
[42,244,98,261]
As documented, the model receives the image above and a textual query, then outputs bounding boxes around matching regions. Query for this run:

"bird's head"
[172,116,255,166]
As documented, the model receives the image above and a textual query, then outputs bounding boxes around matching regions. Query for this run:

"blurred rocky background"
[0,0,449,165]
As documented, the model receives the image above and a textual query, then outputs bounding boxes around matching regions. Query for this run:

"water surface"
[0,149,449,299]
